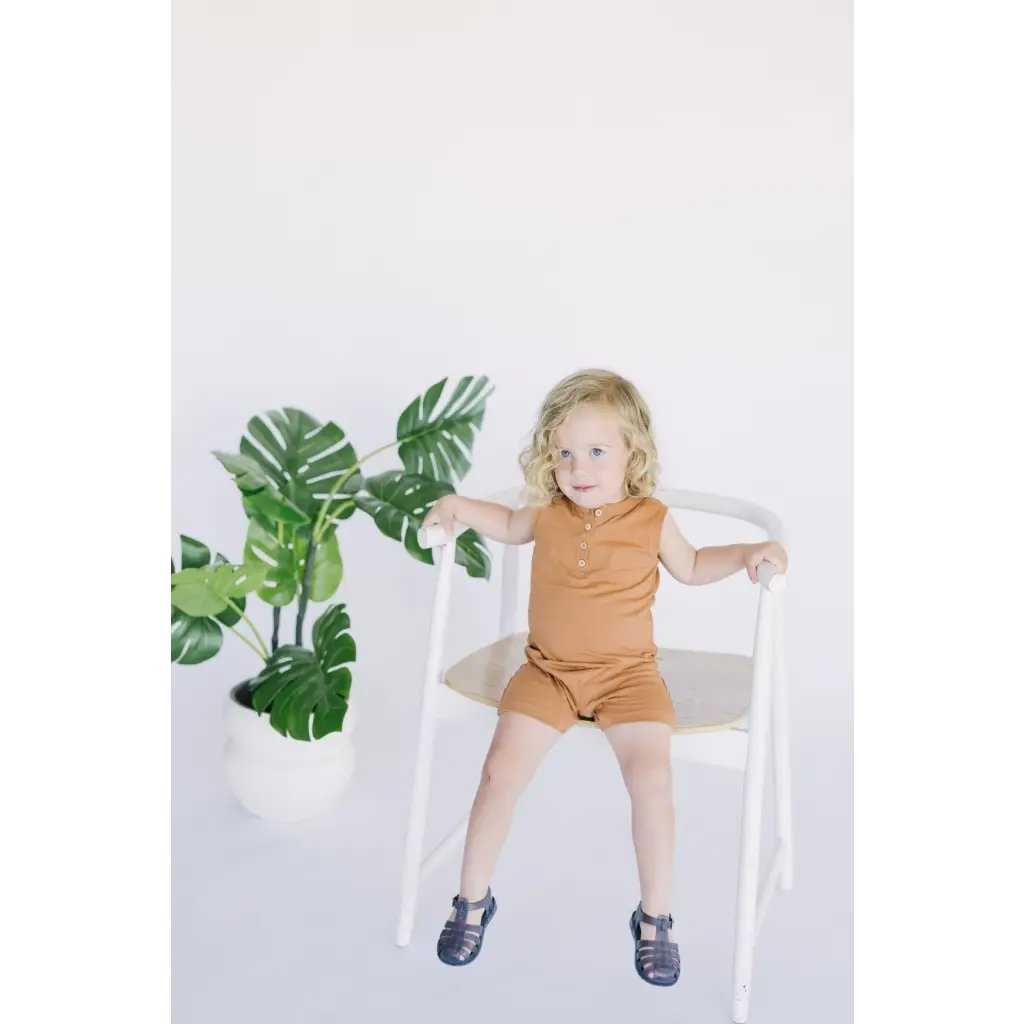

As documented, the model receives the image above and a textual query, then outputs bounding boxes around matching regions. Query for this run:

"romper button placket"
[579,508,596,568]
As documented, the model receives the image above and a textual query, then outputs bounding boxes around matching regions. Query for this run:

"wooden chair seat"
[443,631,752,734]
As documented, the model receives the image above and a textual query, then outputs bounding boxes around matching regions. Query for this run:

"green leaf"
[354,470,490,579]
[396,375,493,484]
[250,604,356,740]
[320,497,357,526]
[171,606,223,664]
[244,485,310,526]
[455,531,491,579]
[211,553,244,626]
[180,535,212,570]
[171,535,251,663]
[215,451,311,528]
[243,521,344,607]
[171,563,266,617]
[238,409,363,522]
[212,451,267,494]
[355,471,453,556]
[297,531,344,603]
[243,520,299,606]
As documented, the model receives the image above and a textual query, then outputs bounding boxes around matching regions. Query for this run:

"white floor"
[173,659,851,1024]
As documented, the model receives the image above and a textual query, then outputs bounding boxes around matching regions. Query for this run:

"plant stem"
[316,499,356,540]
[223,598,270,659]
[223,621,266,662]
[295,537,317,646]
[273,520,286,652]
[309,389,494,542]
[312,440,398,539]
[312,390,495,542]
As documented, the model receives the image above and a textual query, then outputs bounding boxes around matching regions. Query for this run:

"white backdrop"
[173,3,850,1020]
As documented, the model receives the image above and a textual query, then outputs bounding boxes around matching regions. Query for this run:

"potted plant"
[171,375,493,821]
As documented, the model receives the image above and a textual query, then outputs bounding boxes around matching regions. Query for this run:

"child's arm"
[659,513,788,585]
[422,494,539,546]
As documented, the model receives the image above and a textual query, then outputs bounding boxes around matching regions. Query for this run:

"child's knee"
[480,750,534,792]
[623,758,673,796]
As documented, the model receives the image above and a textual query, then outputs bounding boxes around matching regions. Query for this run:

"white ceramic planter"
[223,682,358,823]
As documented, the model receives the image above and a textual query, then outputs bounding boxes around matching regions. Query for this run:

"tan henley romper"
[497,494,677,733]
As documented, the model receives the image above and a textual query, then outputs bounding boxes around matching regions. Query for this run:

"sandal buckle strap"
[450,887,493,922]
[637,903,674,932]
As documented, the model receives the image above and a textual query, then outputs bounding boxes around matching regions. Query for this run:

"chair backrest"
[482,486,784,544]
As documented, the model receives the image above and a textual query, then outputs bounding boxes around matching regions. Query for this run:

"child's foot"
[637,917,673,944]
[437,889,497,966]
[629,903,681,987]
[446,900,485,930]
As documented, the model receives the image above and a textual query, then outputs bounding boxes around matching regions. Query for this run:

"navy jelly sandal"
[436,888,498,966]
[629,902,681,987]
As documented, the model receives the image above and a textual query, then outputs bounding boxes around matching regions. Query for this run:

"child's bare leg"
[604,722,676,941]
[445,711,562,942]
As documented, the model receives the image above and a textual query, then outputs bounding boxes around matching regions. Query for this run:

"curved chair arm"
[655,488,785,544]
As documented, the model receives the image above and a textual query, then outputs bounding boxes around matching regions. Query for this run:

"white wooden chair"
[395,487,792,1023]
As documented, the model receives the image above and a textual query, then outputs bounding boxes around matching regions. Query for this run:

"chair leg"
[771,593,794,890]
[732,591,774,1024]
[395,678,441,947]
[396,543,457,947]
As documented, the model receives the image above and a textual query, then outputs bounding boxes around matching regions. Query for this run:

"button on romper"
[497,495,677,733]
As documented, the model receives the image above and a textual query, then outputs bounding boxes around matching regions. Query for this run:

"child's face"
[552,404,631,508]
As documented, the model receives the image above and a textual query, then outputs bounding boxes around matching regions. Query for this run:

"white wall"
[173,0,851,747]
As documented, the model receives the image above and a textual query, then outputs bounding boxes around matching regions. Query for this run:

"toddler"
[421,368,787,986]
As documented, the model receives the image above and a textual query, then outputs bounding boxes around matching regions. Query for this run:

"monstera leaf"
[249,603,356,740]
[297,532,344,601]
[213,451,310,532]
[242,521,298,606]
[451,529,491,579]
[170,536,259,664]
[396,376,492,484]
[242,521,343,607]
[354,470,490,579]
[232,409,362,522]
[171,562,266,618]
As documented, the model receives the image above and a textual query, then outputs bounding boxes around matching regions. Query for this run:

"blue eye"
[558,448,604,458]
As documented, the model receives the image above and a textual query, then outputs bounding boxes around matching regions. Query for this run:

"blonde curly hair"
[518,368,660,507]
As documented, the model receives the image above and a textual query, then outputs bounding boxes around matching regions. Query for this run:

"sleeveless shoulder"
[620,497,669,555]
[626,496,669,525]
[532,498,564,541]
[641,496,668,518]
